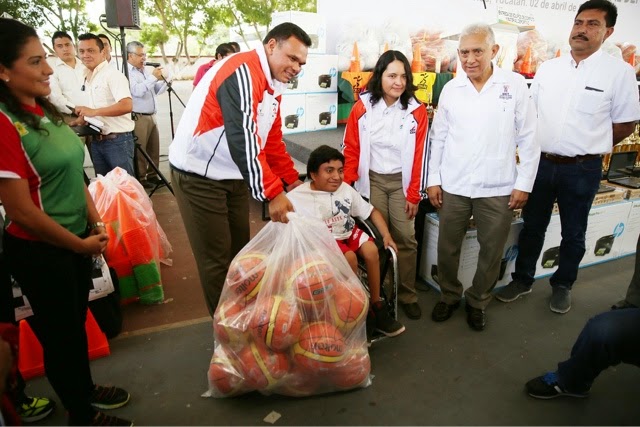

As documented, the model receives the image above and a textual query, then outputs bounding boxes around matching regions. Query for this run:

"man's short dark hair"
[97,33,112,47]
[307,145,344,178]
[51,30,72,47]
[228,41,241,52]
[577,0,617,27]
[78,33,104,51]
[263,22,312,47]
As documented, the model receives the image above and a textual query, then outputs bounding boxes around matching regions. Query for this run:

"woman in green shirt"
[0,18,131,426]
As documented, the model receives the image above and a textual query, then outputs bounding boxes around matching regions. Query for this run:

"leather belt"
[542,152,602,164]
[93,132,128,141]
[133,112,154,116]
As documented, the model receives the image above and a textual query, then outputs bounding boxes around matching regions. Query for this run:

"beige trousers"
[369,171,418,304]
[437,191,513,310]
[133,114,160,180]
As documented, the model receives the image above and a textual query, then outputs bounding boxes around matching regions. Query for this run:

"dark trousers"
[3,233,96,424]
[171,168,250,316]
[557,308,640,392]
[90,132,135,178]
[512,156,602,289]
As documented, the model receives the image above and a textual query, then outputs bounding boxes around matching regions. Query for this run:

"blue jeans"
[512,156,602,289]
[90,132,135,177]
[557,308,640,393]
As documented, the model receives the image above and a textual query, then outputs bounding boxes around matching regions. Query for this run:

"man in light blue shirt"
[126,41,168,186]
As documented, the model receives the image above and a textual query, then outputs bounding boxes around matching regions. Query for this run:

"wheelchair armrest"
[354,217,398,259]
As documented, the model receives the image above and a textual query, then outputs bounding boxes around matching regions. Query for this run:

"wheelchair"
[262,175,399,344]
[353,217,399,345]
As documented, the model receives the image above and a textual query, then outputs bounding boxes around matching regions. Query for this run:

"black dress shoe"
[431,301,460,322]
[401,302,422,320]
[465,303,486,331]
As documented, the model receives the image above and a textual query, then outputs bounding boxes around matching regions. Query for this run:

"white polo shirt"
[83,61,134,134]
[369,99,405,174]
[47,57,88,114]
[531,49,640,156]
[427,66,540,198]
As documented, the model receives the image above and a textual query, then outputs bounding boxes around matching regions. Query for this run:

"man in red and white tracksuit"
[168,23,312,315]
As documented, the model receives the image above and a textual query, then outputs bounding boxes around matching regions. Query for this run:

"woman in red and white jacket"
[342,50,429,320]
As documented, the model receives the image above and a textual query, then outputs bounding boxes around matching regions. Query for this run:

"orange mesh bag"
[88,167,172,305]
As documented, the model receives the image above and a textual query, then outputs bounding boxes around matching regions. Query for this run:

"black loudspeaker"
[105,0,141,29]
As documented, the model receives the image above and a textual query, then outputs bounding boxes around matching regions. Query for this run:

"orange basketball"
[276,365,322,397]
[226,253,267,304]
[330,348,371,390]
[287,257,336,320]
[326,283,368,334]
[292,321,346,372]
[249,295,302,351]
[238,342,289,390]
[208,355,245,396]
[213,299,251,348]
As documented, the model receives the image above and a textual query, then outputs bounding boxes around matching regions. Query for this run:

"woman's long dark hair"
[364,50,418,110]
[0,18,64,133]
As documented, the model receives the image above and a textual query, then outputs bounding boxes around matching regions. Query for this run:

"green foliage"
[16,0,92,42]
[0,0,45,28]
[140,23,169,56]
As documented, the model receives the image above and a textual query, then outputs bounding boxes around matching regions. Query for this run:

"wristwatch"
[89,221,106,229]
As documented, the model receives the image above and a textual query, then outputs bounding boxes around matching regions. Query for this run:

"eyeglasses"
[131,52,147,57]
[81,77,86,91]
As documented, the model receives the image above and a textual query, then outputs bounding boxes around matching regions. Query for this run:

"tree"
[172,0,201,63]
[31,0,92,42]
[139,0,174,61]
[139,0,202,64]
[0,0,45,29]
[140,23,170,61]
[221,0,317,48]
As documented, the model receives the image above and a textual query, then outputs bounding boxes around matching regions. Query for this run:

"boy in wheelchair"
[287,145,405,337]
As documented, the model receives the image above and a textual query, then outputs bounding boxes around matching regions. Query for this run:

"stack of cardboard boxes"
[419,187,640,293]
[272,12,339,135]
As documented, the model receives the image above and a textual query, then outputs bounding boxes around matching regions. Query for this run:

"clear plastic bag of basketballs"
[206,213,371,398]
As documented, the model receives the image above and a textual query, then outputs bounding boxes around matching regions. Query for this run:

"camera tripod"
[162,76,186,139]
[134,141,174,197]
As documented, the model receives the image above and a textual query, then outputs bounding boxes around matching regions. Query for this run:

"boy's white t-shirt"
[287,181,374,240]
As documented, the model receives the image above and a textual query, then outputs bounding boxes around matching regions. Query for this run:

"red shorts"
[336,225,373,254]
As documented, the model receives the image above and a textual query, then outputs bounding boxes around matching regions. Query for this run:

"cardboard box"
[551,188,626,214]
[618,200,640,256]
[418,213,523,292]
[305,93,337,131]
[280,93,306,135]
[303,54,338,93]
[537,201,632,277]
[271,11,326,54]
[531,213,563,278]
[284,71,306,94]
[609,182,640,200]
[580,202,632,266]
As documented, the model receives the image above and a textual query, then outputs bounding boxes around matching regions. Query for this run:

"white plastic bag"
[207,214,371,397]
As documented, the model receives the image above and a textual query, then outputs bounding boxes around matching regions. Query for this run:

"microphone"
[145,62,161,67]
